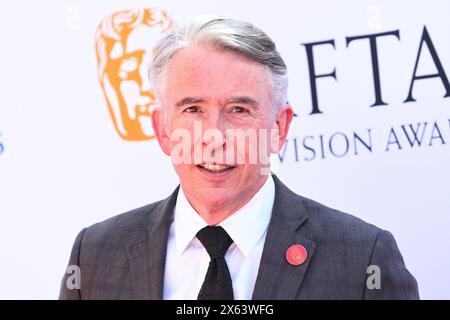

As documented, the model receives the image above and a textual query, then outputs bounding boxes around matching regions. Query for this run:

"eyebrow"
[174,96,259,108]
[175,97,207,107]
[225,96,258,108]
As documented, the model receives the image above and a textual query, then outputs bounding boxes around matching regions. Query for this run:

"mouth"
[196,163,236,173]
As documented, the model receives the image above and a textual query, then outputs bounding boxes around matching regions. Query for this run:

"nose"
[203,108,226,133]
[201,110,226,160]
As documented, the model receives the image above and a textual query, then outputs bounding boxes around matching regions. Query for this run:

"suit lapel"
[126,175,315,300]
[127,187,179,299]
[252,175,316,299]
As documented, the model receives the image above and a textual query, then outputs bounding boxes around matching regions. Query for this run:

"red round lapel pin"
[286,244,307,266]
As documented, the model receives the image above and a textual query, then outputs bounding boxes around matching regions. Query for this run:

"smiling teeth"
[200,164,232,172]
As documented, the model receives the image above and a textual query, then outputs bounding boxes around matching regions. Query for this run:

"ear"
[272,104,294,152]
[151,107,171,156]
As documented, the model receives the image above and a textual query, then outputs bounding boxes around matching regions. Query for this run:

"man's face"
[153,44,292,215]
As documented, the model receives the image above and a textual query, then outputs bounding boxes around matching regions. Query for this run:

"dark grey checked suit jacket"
[59,175,419,299]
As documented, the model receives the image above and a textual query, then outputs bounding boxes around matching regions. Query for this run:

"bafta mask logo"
[95,9,173,141]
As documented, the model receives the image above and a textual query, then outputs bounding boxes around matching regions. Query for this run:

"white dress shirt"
[163,175,275,300]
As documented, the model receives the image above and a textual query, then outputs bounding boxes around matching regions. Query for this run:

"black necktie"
[196,226,234,300]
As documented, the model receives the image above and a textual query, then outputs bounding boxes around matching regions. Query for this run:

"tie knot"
[196,226,233,259]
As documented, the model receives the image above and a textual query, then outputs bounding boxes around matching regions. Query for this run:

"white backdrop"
[0,0,449,299]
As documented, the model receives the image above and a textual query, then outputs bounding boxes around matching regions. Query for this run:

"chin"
[198,187,233,206]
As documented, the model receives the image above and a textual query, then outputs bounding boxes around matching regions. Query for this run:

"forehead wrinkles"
[163,45,272,101]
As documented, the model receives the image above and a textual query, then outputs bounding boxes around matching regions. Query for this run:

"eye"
[231,106,248,113]
[184,106,200,113]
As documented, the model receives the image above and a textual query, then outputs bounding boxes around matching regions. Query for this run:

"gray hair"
[148,15,288,116]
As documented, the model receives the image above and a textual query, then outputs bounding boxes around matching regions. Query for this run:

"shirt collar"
[174,175,275,258]
[173,186,208,256]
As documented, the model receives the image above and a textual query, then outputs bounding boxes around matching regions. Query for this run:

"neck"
[183,177,268,225]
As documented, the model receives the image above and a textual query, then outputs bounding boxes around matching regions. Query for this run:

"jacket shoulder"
[273,174,382,242]
[299,195,382,241]
[82,200,165,246]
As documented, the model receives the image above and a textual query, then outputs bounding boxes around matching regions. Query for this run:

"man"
[60,16,419,299]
